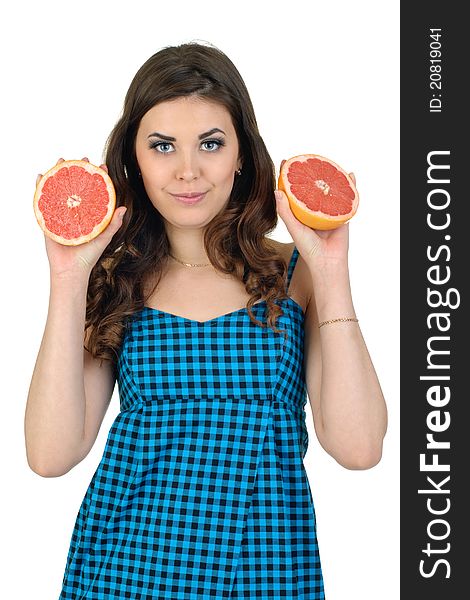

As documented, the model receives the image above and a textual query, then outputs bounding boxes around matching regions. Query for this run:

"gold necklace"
[168,252,212,268]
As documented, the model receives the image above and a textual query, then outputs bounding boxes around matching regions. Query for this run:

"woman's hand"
[275,160,356,271]
[36,157,127,280]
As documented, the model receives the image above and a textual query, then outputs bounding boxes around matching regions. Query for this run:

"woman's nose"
[176,151,200,181]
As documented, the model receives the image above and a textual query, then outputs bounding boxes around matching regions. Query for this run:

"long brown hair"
[85,42,292,370]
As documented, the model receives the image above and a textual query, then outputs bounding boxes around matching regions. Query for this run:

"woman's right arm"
[24,158,127,477]
[25,273,117,477]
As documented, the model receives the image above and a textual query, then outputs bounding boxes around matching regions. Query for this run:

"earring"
[236,168,242,176]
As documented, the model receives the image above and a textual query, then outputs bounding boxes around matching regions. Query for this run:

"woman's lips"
[170,192,207,205]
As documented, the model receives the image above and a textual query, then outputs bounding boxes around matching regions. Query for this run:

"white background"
[1,1,399,598]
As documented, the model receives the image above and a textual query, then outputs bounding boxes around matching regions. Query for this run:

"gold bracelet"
[318,317,359,328]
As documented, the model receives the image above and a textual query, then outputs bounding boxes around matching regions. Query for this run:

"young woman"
[25,41,387,599]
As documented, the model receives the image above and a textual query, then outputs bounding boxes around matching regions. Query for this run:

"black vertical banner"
[401,4,467,599]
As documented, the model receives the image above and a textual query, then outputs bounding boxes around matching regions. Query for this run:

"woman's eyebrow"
[147,132,175,141]
[147,127,226,141]
[198,128,226,139]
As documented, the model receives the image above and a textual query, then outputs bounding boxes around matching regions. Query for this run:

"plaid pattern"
[59,246,325,599]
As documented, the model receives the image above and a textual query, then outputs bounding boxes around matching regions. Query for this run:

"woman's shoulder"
[266,238,311,312]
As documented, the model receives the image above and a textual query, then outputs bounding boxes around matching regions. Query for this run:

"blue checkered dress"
[59,245,325,599]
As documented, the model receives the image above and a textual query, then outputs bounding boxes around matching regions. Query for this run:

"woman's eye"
[151,142,174,153]
[201,139,224,152]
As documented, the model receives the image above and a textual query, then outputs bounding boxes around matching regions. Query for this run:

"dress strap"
[286,245,300,292]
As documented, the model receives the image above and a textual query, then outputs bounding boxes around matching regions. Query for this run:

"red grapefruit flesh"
[33,159,116,245]
[278,154,359,230]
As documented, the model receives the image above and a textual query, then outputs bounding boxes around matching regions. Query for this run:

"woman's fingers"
[80,157,108,172]
[37,157,102,187]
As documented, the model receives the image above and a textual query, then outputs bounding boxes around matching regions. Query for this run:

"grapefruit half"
[278,154,359,230]
[34,159,116,245]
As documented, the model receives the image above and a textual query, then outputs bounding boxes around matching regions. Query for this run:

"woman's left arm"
[275,172,388,469]
[303,257,388,469]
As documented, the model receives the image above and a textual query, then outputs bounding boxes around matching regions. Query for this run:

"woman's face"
[135,96,242,228]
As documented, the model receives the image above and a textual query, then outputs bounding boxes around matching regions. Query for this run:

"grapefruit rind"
[278,154,359,231]
[33,159,116,246]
